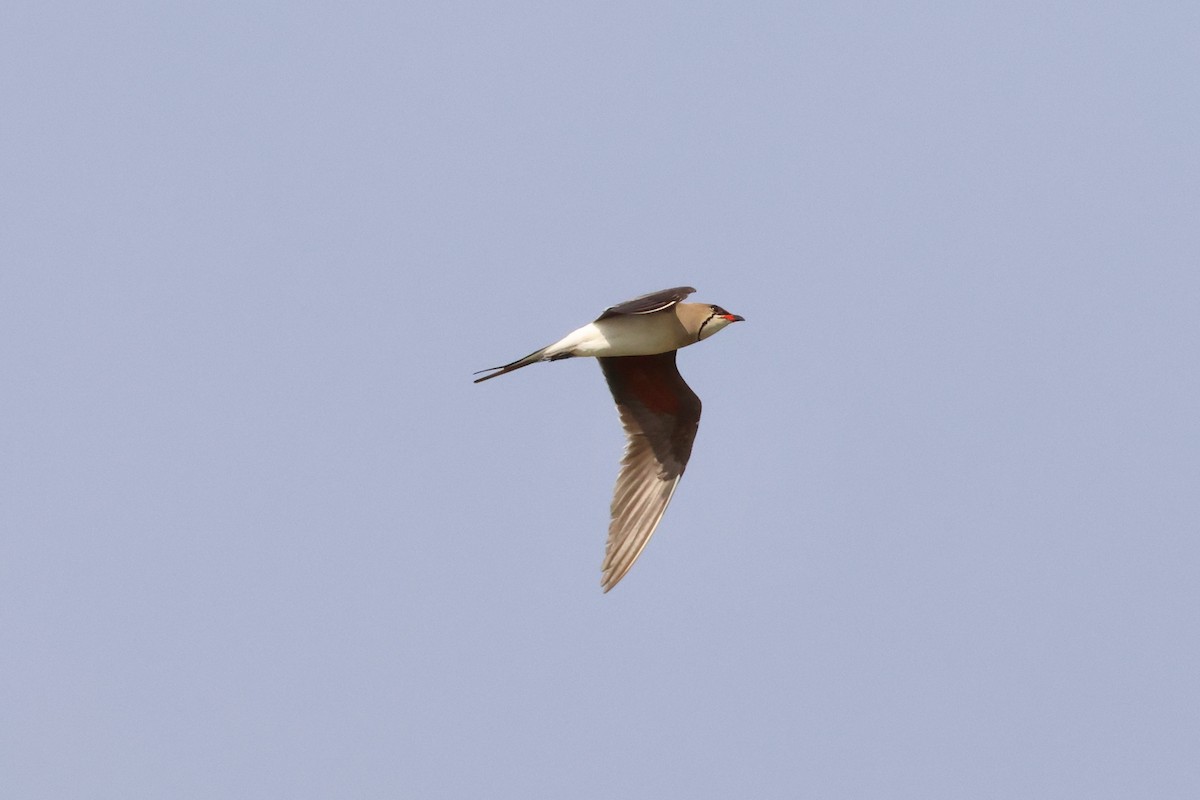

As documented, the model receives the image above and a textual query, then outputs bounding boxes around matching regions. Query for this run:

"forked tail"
[473,346,553,383]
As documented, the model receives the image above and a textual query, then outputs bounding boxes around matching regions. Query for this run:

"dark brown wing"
[597,352,702,591]
[595,287,697,321]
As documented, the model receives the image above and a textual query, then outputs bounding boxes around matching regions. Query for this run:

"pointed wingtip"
[600,563,626,592]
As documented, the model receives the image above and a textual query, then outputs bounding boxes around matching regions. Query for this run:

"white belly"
[550,315,691,359]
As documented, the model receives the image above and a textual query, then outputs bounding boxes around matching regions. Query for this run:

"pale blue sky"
[3,3,1199,797]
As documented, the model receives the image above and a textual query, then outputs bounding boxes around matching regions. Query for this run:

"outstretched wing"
[597,352,702,591]
[595,286,696,321]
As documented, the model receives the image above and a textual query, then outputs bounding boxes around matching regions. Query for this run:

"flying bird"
[474,286,744,591]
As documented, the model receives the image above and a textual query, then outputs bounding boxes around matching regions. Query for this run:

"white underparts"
[543,315,693,360]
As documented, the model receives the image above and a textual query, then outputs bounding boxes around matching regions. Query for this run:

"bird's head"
[697,304,745,341]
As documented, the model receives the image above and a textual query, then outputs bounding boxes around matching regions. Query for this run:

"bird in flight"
[474,286,744,592]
